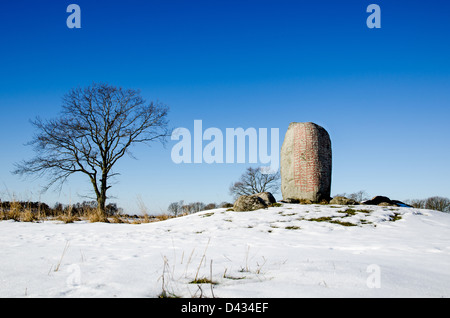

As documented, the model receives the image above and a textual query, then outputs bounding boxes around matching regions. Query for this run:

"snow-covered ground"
[1,204,449,298]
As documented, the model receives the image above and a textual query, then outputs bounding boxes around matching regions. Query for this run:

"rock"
[330,196,357,205]
[362,196,412,207]
[254,192,276,205]
[280,122,332,202]
[233,195,268,212]
[232,192,277,211]
[363,196,393,206]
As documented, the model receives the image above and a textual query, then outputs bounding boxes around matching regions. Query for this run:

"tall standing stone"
[280,122,332,202]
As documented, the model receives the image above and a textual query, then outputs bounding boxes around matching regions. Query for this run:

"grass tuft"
[389,213,402,222]
[189,277,218,285]
[330,220,357,227]
[308,216,333,222]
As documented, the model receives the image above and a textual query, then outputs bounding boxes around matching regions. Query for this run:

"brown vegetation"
[0,199,183,224]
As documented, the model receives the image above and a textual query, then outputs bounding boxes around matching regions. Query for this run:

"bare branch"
[229,167,280,199]
[14,83,170,215]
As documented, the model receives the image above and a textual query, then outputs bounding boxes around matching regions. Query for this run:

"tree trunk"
[96,172,108,221]
[97,193,106,216]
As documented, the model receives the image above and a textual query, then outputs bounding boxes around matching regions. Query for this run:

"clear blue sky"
[0,0,449,214]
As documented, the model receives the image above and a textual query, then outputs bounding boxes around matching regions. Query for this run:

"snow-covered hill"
[1,204,449,298]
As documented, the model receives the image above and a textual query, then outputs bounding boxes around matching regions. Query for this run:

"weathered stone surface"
[255,192,276,205]
[233,195,267,212]
[232,192,277,211]
[280,122,332,202]
[330,196,357,205]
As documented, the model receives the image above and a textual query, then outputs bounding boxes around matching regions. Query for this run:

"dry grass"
[21,209,38,222]
[88,209,109,223]
[1,201,38,222]
[0,194,191,224]
[0,199,186,225]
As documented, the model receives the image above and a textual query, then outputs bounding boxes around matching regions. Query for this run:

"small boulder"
[363,196,393,206]
[254,192,276,205]
[362,196,412,207]
[330,196,357,205]
[232,192,278,211]
[233,195,267,212]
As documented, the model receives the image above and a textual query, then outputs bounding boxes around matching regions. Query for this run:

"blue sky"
[0,0,449,214]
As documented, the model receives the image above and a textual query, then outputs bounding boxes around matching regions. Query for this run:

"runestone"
[280,122,332,202]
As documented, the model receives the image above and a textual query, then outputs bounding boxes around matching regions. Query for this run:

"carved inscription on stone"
[281,122,332,202]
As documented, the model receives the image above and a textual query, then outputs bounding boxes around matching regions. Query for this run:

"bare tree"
[204,203,217,210]
[348,190,370,202]
[167,200,184,216]
[181,202,206,214]
[405,199,426,209]
[229,167,280,199]
[14,83,170,219]
[425,196,450,212]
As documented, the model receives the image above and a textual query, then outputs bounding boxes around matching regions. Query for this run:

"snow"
[1,204,449,298]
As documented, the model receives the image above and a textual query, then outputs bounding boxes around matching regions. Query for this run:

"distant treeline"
[335,191,450,213]
[167,201,233,216]
[0,200,122,217]
[0,199,235,219]
[405,196,450,213]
